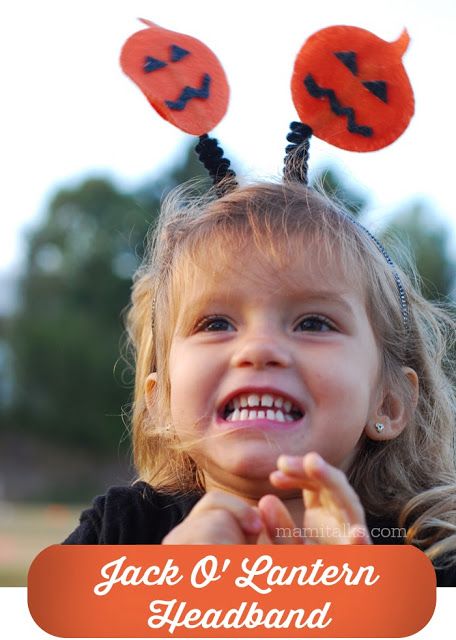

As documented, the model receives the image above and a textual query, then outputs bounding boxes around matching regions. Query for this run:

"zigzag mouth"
[304,73,373,138]
[165,73,211,111]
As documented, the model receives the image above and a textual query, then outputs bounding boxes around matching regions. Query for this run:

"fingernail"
[278,455,302,472]
[308,452,324,469]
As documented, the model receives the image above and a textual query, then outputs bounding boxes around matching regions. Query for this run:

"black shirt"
[63,482,199,545]
[63,482,456,587]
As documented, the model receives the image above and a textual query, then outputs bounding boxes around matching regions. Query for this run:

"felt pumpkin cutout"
[120,19,229,135]
[291,26,414,151]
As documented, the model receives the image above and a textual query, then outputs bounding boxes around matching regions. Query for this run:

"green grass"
[0,502,83,586]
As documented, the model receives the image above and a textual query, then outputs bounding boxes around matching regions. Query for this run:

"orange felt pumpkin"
[120,19,229,135]
[291,26,414,151]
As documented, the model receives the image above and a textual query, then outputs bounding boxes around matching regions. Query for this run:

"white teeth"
[224,392,303,421]
[261,394,274,407]
[247,394,259,407]
[226,408,300,423]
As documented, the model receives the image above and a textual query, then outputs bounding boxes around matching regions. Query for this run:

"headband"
[120,20,414,333]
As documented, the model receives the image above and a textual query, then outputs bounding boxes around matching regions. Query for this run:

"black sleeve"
[62,483,200,545]
[63,493,106,544]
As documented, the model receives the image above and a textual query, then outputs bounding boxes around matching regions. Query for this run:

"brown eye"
[196,316,234,332]
[295,315,335,332]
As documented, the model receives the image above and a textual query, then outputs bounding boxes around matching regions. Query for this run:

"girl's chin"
[200,451,283,490]
[204,470,301,503]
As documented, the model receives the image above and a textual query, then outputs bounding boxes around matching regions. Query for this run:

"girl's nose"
[230,335,292,369]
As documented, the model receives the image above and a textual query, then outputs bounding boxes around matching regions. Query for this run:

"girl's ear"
[367,367,419,441]
[144,372,157,415]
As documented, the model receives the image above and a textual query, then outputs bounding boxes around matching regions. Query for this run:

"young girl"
[64,179,456,586]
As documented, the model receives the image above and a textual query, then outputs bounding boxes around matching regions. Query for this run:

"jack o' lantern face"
[120,20,229,135]
[291,26,414,151]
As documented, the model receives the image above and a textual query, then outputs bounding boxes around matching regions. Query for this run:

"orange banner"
[28,545,435,637]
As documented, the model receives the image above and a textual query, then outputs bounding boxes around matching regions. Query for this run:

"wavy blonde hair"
[125,180,456,563]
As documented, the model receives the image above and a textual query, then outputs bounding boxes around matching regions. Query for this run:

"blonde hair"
[125,180,456,563]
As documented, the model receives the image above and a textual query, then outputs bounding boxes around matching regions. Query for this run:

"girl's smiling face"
[165,240,382,499]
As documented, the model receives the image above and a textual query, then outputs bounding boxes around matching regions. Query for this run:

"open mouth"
[221,392,304,423]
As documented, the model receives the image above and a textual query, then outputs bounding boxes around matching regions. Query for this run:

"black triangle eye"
[170,44,190,62]
[334,51,358,75]
[363,80,388,103]
[144,56,167,73]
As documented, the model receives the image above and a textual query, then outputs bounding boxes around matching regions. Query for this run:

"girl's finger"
[269,470,320,492]
[274,453,368,532]
[270,459,320,491]
[302,454,366,526]
[257,495,303,545]
[190,490,263,537]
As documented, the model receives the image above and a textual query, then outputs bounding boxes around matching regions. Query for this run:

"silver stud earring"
[375,422,385,433]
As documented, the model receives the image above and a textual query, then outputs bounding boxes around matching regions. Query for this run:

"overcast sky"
[1,0,455,276]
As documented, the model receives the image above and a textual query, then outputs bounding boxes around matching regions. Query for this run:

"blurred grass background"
[0,502,82,586]
[0,432,134,586]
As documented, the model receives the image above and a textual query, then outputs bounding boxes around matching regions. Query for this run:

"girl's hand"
[259,452,371,545]
[162,490,264,544]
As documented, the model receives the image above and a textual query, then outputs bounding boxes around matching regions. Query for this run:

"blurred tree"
[314,165,455,302]
[381,201,456,302]
[8,179,148,451]
[311,166,368,218]
[6,142,205,452]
